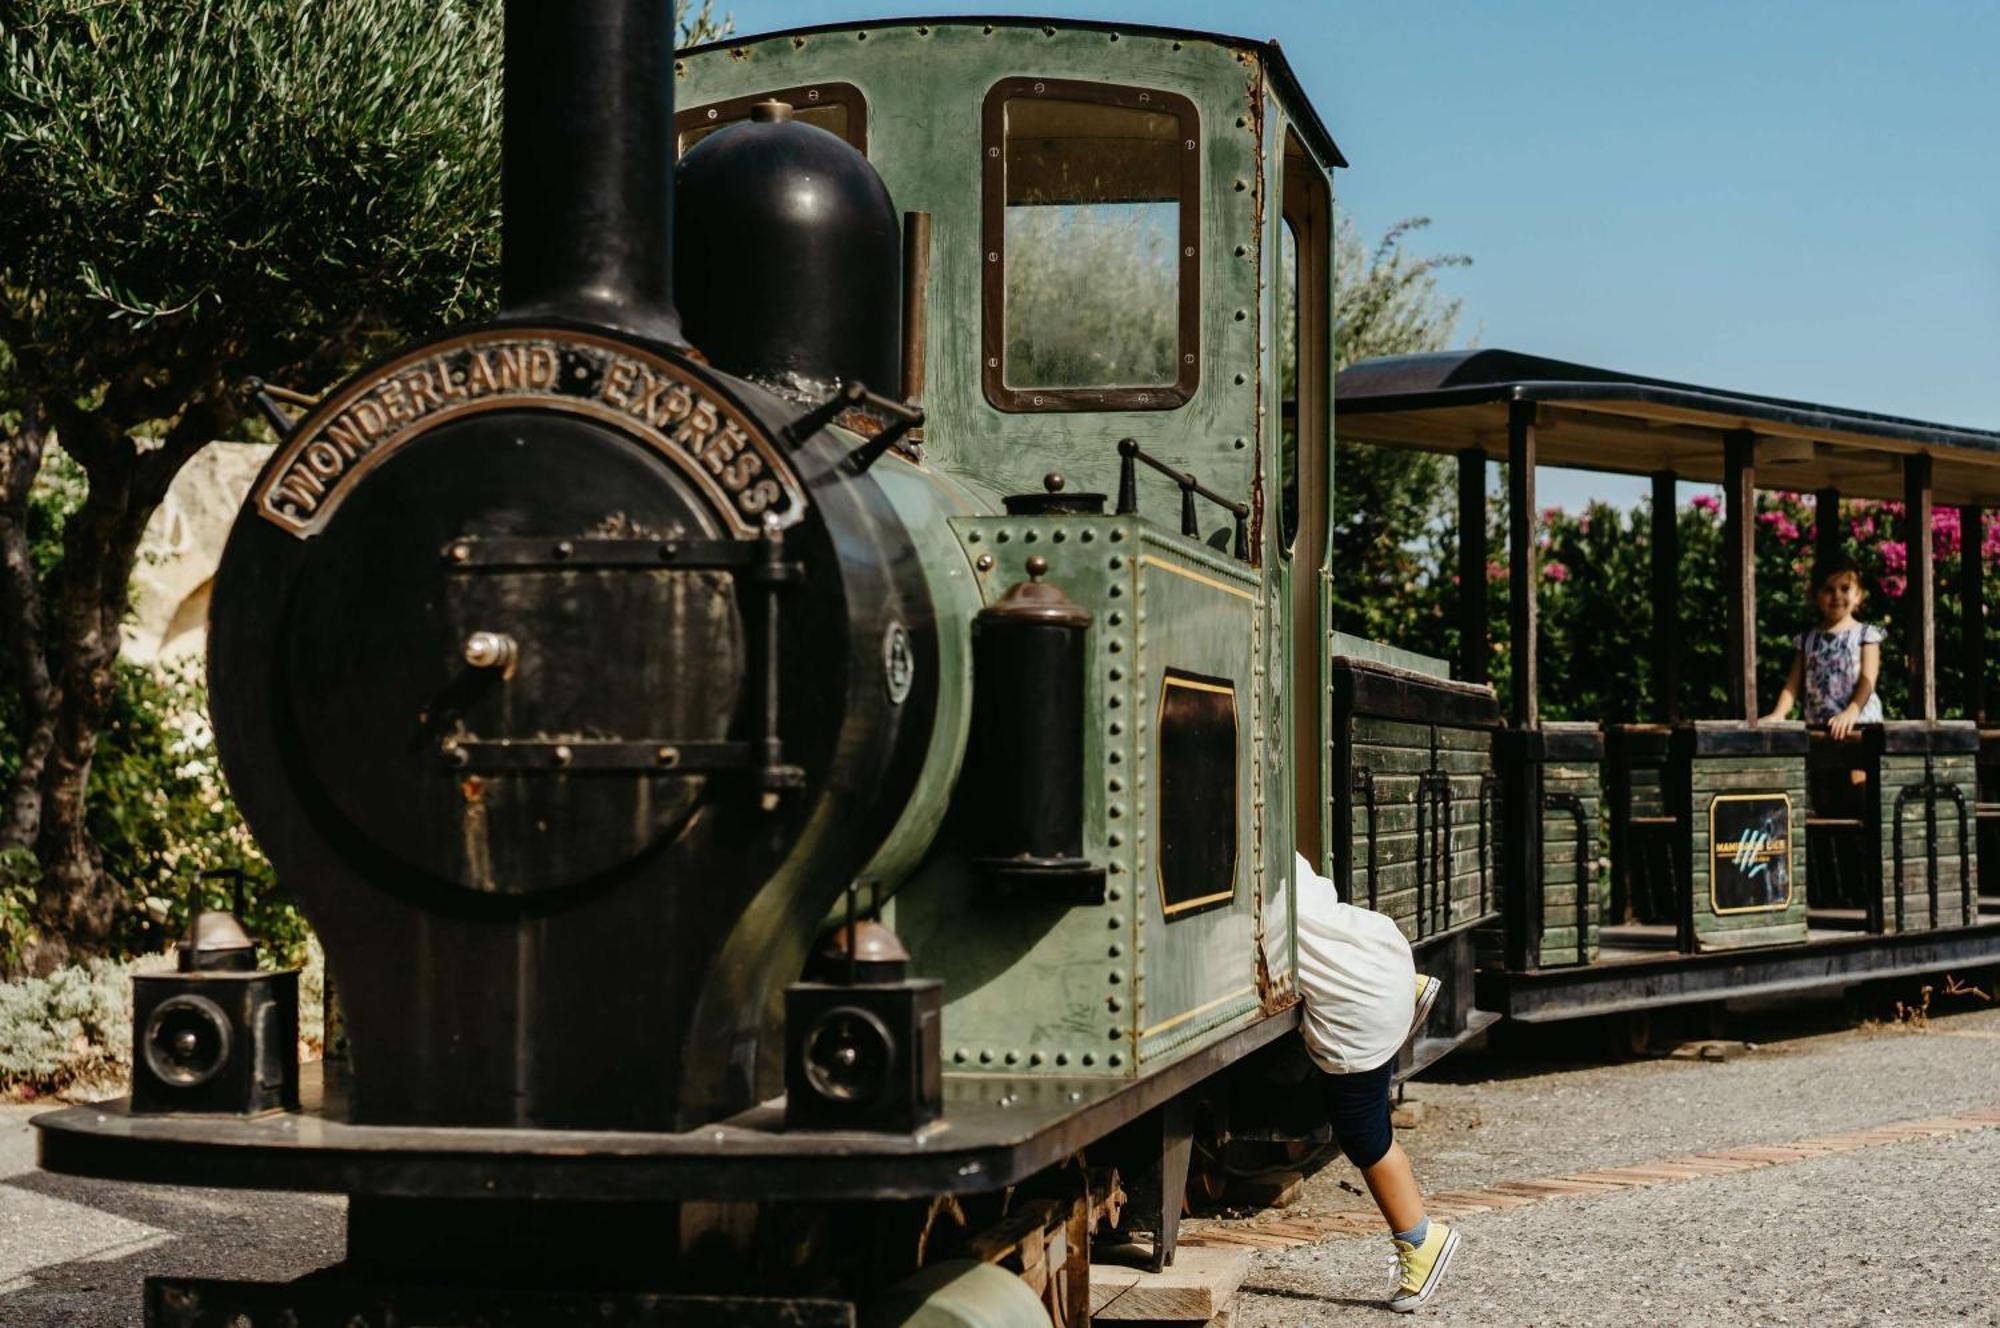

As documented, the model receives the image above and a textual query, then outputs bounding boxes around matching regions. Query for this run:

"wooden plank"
[1089,1244,1252,1321]
[1459,448,1489,685]
[1724,431,1757,722]
[1963,504,1986,723]
[1509,400,1538,727]
[1908,455,1937,720]
[1653,471,1680,722]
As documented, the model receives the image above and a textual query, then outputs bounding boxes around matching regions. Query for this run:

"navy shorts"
[1320,1057,1396,1169]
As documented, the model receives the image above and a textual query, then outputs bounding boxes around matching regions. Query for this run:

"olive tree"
[0,0,727,966]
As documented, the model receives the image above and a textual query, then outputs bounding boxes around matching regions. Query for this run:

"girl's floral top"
[1796,624,1886,725]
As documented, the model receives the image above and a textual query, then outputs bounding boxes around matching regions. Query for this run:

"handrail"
[1544,790,1592,964]
[1115,438,1251,561]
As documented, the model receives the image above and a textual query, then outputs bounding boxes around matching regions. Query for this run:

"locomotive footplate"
[146,1280,854,1328]
[36,1007,1298,1202]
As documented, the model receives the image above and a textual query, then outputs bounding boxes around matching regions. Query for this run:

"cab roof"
[1336,349,2000,505]
[680,15,1348,169]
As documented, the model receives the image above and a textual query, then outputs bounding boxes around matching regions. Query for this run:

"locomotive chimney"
[500,0,683,347]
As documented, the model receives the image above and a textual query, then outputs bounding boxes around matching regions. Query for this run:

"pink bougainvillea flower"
[1881,540,1907,572]
[1881,574,1907,599]
[1544,561,1570,582]
[1691,494,1720,514]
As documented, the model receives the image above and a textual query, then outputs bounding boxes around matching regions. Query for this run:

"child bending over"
[1294,853,1459,1312]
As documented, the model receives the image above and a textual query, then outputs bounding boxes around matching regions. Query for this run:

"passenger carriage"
[1335,350,2000,1032]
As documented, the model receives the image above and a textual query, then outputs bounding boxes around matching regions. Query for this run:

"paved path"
[1224,1002,2000,1326]
[0,999,1995,1325]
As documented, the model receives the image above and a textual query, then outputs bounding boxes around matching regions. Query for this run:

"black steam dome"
[676,101,901,396]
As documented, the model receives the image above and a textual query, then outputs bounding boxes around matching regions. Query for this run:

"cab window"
[981,77,1199,412]
[675,83,868,156]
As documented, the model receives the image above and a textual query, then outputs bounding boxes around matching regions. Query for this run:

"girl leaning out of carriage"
[1762,554,1886,742]
[1294,853,1461,1311]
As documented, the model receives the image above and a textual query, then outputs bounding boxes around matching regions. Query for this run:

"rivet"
[552,745,574,767]
[996,530,1011,543]
[1108,750,1123,764]
[1082,1053,1096,1067]
[657,746,680,766]
[1107,887,1122,902]
[1233,438,1248,450]
[1108,639,1123,653]
[954,1048,969,1063]
[1108,803,1123,818]
[1109,555,1125,570]
[1109,722,1124,736]
[1234,309,1248,321]
[1109,529,1126,543]
[447,542,471,563]
[1053,530,1066,542]
[1109,969,1123,983]
[1108,943,1123,958]
[1108,996,1123,1012]
[1109,1053,1124,1066]
[1055,1051,1070,1066]
[1109,585,1124,598]
[1109,832,1123,847]
[1235,244,1248,257]
[1081,529,1097,543]
[1004,1050,1020,1065]
[1029,1051,1045,1066]
[1108,1028,1122,1041]
[975,553,995,571]
[1107,915,1123,929]
[554,540,575,559]
[978,1049,994,1064]
[1024,530,1039,543]
[1108,611,1124,626]
[1235,372,1248,385]
[1108,667,1124,682]
[1108,695,1123,708]
[967,530,982,542]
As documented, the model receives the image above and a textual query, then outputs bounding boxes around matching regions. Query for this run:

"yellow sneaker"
[1410,974,1444,1042]
[1388,1221,1459,1312]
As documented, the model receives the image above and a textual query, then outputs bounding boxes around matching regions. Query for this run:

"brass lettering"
[352,399,388,437]
[326,417,369,461]
[492,346,525,391]
[304,440,345,478]
[405,366,444,413]
[379,378,412,424]
[721,448,765,491]
[526,346,559,390]
[739,478,783,516]
[654,383,693,430]
[602,359,637,409]
[468,351,497,394]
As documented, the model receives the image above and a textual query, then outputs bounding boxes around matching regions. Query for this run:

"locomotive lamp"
[131,905,299,1117]
[785,916,942,1133]
[965,554,1105,900]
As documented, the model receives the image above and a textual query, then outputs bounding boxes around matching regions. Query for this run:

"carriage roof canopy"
[1336,349,2000,506]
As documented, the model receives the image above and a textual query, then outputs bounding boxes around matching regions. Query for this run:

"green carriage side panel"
[1876,751,1978,932]
[1132,528,1267,1064]
[1686,754,1810,951]
[1328,633,1450,681]
[1537,756,1604,965]
[677,22,1268,538]
[893,515,1273,1077]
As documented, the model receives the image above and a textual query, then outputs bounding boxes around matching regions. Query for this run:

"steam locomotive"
[38,8,2000,1325]
[40,9,1378,1325]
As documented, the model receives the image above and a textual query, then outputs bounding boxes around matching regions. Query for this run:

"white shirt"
[1294,853,1416,1074]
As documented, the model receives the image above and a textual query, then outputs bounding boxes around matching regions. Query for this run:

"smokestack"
[500,0,683,347]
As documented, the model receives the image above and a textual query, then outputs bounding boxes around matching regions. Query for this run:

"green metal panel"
[678,22,1267,530]
[1537,758,1604,965]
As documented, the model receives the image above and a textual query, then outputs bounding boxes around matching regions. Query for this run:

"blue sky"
[711,1,2000,508]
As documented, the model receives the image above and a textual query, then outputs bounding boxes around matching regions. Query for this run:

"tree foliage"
[0,1,727,967]
[1327,218,1471,648]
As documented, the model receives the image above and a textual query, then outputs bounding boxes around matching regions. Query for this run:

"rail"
[1115,438,1251,560]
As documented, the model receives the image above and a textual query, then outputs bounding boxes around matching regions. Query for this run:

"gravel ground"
[1234,1002,2000,1326]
